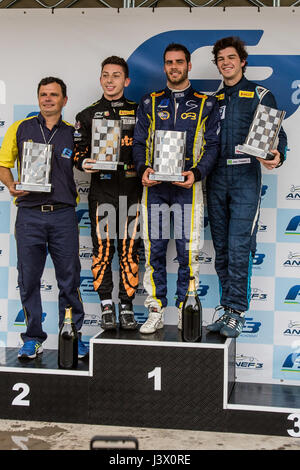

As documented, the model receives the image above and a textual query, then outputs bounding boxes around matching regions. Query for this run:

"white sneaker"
[140,307,164,334]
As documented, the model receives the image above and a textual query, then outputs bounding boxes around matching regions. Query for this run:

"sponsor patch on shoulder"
[194,92,207,99]
[239,90,254,98]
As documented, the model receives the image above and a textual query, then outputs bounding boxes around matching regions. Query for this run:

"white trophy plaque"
[149,130,186,182]
[90,119,122,171]
[16,141,52,192]
[237,104,285,160]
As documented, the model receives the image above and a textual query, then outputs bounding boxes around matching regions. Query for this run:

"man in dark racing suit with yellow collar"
[206,37,288,338]
[74,56,142,331]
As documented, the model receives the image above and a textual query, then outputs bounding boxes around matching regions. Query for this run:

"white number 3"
[287,413,300,437]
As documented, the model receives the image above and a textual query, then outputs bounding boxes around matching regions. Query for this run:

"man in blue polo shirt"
[0,77,89,360]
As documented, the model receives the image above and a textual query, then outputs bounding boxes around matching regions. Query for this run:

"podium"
[0,326,300,437]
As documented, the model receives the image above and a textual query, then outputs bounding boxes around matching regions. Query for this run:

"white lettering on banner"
[0,80,5,104]
[291,80,300,105]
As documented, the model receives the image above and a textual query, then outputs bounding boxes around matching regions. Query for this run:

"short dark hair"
[212,36,248,73]
[163,43,191,64]
[101,56,129,78]
[37,77,67,98]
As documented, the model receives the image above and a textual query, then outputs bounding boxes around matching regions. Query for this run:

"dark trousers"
[15,206,84,343]
[206,164,261,312]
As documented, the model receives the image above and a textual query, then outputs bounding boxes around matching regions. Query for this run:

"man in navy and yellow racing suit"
[133,43,220,334]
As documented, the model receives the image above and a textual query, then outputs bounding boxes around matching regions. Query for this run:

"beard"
[165,67,189,87]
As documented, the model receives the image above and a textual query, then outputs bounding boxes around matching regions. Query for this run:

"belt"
[30,204,71,212]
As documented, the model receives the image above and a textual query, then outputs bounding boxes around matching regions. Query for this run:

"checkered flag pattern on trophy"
[238,104,286,160]
[90,119,122,170]
[149,130,186,182]
[16,141,52,192]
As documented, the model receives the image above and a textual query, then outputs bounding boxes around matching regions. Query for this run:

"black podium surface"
[0,325,300,437]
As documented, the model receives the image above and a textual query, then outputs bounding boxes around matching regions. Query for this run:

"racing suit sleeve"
[261,91,288,167]
[191,96,220,181]
[73,111,92,172]
[132,98,152,178]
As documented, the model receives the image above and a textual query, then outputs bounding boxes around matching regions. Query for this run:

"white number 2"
[148,367,161,391]
[12,383,30,407]
[287,413,300,437]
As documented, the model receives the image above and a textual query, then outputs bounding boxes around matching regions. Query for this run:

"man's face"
[164,50,191,89]
[100,64,130,101]
[216,46,245,85]
[38,82,67,117]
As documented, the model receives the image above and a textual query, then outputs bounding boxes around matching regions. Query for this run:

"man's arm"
[0,166,28,197]
[132,98,153,179]
[258,91,288,170]
[0,121,29,197]
[73,111,98,173]
[192,96,220,181]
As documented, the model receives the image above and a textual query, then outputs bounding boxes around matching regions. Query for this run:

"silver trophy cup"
[90,119,122,171]
[237,104,286,160]
[16,141,52,192]
[149,130,186,182]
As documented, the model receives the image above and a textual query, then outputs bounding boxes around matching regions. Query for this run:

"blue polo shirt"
[0,113,77,207]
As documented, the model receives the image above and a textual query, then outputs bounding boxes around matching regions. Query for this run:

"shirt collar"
[37,112,62,129]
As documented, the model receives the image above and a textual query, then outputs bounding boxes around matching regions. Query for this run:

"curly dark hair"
[212,36,248,73]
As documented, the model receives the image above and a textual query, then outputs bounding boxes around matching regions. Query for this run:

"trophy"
[237,104,286,160]
[149,130,186,182]
[16,141,52,192]
[89,119,122,171]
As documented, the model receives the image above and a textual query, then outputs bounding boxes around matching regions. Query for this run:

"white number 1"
[148,367,161,391]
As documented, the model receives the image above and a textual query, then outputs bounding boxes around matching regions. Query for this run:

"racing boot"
[119,303,138,330]
[220,308,245,338]
[100,302,117,330]
[206,305,230,333]
[140,306,164,334]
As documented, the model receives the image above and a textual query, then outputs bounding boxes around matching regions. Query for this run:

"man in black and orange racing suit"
[133,43,220,334]
[74,56,142,331]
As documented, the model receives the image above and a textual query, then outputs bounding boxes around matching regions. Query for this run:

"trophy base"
[237,144,274,160]
[88,162,118,171]
[149,173,185,182]
[16,183,52,193]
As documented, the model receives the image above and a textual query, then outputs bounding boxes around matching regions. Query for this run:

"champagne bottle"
[58,306,78,369]
[182,276,202,342]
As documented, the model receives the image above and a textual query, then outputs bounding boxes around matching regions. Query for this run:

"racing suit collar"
[223,75,248,96]
[101,94,126,107]
[165,84,193,101]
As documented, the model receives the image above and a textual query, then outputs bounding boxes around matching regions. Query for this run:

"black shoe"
[101,303,117,330]
[119,303,138,330]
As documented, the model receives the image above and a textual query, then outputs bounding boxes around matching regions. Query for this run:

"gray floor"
[1,419,300,450]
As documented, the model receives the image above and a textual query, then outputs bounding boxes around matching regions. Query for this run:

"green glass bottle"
[58,306,78,369]
[182,276,202,342]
